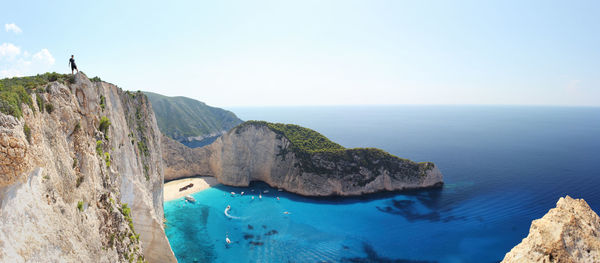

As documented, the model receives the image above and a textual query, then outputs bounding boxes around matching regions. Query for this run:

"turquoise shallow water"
[165,106,600,263]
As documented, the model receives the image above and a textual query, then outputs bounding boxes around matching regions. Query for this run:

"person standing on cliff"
[69,55,78,74]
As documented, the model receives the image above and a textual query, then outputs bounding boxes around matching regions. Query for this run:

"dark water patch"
[264,230,278,236]
[376,199,465,223]
[262,225,267,229]
[247,224,254,230]
[341,242,436,263]
[243,234,254,240]
[249,241,264,246]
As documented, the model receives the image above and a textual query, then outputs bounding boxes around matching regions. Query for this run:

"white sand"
[163,177,220,201]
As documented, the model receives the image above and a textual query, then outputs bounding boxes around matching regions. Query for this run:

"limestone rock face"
[502,196,600,263]
[162,124,443,196]
[0,73,175,263]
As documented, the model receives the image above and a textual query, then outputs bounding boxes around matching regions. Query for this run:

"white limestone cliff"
[502,195,600,263]
[0,73,176,262]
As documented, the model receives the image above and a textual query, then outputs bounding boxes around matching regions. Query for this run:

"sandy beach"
[164,177,220,201]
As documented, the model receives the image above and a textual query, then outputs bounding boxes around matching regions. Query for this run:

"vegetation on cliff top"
[145,91,242,142]
[0,72,75,118]
[236,121,435,178]
[237,121,344,153]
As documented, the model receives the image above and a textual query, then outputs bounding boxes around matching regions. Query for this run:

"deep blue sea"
[164,106,600,263]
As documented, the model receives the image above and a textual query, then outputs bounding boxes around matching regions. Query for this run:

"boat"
[184,195,196,203]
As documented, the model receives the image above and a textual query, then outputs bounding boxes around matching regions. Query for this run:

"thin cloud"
[0,44,55,78]
[4,23,22,34]
[0,43,21,58]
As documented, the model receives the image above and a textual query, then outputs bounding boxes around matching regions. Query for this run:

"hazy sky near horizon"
[1,1,599,107]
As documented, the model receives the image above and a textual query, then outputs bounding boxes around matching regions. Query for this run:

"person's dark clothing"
[69,58,77,70]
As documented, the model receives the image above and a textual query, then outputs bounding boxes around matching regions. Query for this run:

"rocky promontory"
[0,73,175,262]
[163,121,443,196]
[502,196,600,263]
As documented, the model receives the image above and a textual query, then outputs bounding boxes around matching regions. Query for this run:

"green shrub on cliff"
[104,152,111,167]
[0,84,32,118]
[96,140,103,156]
[45,102,54,113]
[77,201,84,212]
[99,116,111,140]
[237,121,343,153]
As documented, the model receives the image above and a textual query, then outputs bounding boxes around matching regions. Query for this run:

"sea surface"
[164,105,600,263]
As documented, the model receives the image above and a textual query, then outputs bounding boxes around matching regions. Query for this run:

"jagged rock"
[0,73,175,262]
[502,196,600,263]
[163,122,443,196]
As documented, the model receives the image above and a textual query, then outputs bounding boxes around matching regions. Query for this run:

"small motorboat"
[185,195,196,203]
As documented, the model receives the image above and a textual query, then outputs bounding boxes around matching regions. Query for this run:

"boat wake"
[224,206,244,220]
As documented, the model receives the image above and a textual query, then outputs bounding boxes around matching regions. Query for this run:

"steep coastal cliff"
[0,73,175,262]
[502,196,600,263]
[163,121,443,196]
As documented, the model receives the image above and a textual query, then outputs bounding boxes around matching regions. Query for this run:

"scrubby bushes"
[0,85,32,118]
[0,72,80,118]
[99,116,111,140]
[96,140,103,156]
[45,103,54,113]
[105,152,111,167]
[77,201,84,212]
[237,121,343,153]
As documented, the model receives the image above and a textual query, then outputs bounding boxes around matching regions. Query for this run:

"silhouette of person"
[69,55,78,74]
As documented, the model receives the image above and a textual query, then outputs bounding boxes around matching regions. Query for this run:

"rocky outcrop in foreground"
[0,73,175,262]
[163,121,443,196]
[502,196,600,263]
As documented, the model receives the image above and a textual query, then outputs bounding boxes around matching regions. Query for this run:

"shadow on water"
[375,188,467,223]
[340,242,437,263]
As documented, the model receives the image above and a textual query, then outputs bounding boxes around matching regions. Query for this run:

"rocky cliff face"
[0,73,176,262]
[163,122,443,196]
[502,196,600,263]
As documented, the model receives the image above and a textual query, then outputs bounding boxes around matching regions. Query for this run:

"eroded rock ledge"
[163,121,443,196]
[502,196,600,263]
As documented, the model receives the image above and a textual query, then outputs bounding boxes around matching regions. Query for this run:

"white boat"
[185,195,196,203]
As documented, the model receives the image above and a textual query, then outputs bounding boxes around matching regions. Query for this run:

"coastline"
[163,177,220,202]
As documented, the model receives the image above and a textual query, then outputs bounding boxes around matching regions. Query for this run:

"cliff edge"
[163,120,443,196]
[502,196,600,263]
[0,73,176,262]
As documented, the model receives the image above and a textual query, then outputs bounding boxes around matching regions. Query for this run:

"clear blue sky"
[1,1,599,107]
